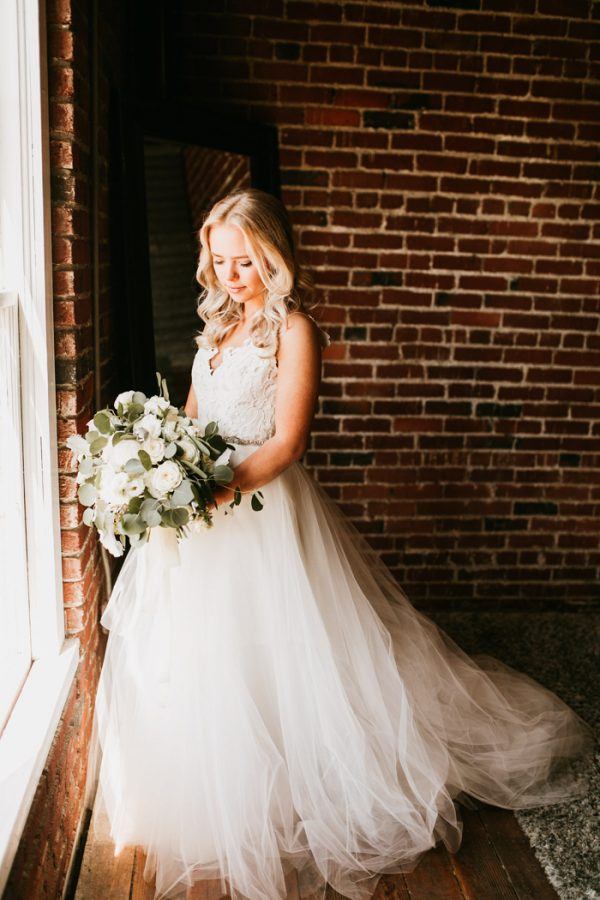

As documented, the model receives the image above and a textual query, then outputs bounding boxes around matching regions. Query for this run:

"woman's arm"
[213,312,322,504]
[184,381,198,419]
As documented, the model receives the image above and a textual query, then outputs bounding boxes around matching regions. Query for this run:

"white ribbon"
[122,526,183,708]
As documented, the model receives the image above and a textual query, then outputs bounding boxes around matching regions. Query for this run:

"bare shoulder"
[279,311,321,357]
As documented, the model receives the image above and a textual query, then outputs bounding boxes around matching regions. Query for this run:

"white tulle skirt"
[85,443,594,900]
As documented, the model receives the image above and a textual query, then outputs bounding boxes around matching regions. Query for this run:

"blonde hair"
[193,188,326,355]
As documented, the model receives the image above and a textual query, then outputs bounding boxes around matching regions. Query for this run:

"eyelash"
[214,260,252,267]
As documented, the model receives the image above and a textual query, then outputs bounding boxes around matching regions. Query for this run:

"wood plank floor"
[71,801,559,900]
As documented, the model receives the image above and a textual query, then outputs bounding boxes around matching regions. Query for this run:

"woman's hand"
[212,484,237,507]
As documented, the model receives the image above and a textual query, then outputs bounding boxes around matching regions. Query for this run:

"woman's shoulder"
[281,310,330,349]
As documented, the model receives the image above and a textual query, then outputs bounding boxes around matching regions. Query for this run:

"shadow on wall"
[143,139,251,406]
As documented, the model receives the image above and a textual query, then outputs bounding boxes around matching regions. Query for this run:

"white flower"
[145,460,182,498]
[178,436,199,464]
[99,510,124,557]
[99,470,129,505]
[143,436,166,464]
[144,396,170,416]
[162,419,178,440]
[133,413,162,439]
[214,448,232,468]
[98,469,143,506]
[66,434,90,458]
[115,390,135,409]
[101,437,141,469]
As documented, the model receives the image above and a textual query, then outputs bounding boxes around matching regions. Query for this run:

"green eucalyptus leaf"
[213,465,233,483]
[124,457,145,475]
[128,403,145,419]
[185,460,208,479]
[78,482,97,506]
[171,506,189,526]
[204,421,218,438]
[140,499,161,526]
[121,513,147,535]
[90,436,108,454]
[138,449,152,470]
[93,411,111,434]
[250,493,264,512]
[141,506,162,527]
[208,435,227,454]
[82,506,95,526]
[128,495,144,514]
[85,429,100,444]
[171,479,194,506]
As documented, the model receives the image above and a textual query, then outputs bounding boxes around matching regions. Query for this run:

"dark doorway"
[111,99,280,406]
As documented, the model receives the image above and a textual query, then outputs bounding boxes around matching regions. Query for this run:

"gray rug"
[428,610,599,900]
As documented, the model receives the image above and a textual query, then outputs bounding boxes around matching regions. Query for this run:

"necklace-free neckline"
[207,337,253,376]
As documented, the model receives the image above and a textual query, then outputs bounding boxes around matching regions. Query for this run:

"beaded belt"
[223,436,264,446]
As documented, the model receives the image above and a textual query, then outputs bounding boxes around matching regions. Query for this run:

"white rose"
[100,470,145,505]
[144,396,170,416]
[115,390,135,409]
[102,437,141,469]
[124,474,145,499]
[143,436,166,464]
[163,419,178,440]
[178,436,199,464]
[99,470,128,505]
[133,413,162,439]
[66,434,90,458]
[145,460,182,498]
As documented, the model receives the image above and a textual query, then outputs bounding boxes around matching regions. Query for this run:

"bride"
[85,188,593,900]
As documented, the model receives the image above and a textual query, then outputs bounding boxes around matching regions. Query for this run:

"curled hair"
[193,188,327,355]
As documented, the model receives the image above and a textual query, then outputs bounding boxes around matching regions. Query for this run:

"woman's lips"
[227,286,245,293]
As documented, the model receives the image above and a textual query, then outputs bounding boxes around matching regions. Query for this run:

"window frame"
[0,0,79,890]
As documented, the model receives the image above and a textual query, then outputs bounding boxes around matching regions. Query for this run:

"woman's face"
[208,223,266,305]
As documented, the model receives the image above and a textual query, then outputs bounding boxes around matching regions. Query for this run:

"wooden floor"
[72,801,559,900]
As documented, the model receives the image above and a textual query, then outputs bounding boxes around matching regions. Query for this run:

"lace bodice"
[191,316,330,446]
[191,338,278,445]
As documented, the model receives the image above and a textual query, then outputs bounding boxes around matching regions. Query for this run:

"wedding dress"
[85,325,594,900]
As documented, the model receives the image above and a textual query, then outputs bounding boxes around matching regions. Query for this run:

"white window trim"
[0,0,80,891]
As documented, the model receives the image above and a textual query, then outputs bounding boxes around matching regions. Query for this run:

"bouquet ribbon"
[130,526,183,708]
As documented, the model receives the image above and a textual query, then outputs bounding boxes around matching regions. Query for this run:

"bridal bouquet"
[66,372,263,557]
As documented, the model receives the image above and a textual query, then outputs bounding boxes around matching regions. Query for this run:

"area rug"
[429,610,599,900]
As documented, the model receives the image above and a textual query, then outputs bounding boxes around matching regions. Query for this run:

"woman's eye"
[213,260,252,267]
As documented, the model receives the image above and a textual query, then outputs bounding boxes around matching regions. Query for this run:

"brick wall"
[5,0,126,894]
[183,145,251,230]
[170,0,600,607]
[5,0,598,894]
